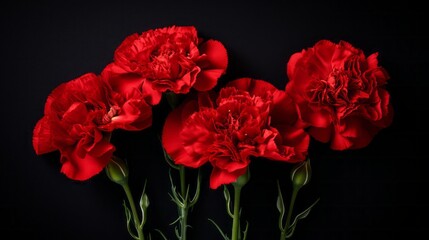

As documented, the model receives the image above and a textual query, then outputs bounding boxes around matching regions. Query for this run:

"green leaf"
[190,169,202,207]
[242,221,249,240]
[169,216,181,226]
[154,229,168,240]
[286,198,320,238]
[123,200,138,240]
[174,226,181,239]
[276,180,286,231]
[169,170,185,207]
[223,185,234,218]
[208,218,230,240]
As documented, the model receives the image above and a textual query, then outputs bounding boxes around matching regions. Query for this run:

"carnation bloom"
[162,78,309,189]
[286,40,393,150]
[102,25,228,105]
[32,73,152,180]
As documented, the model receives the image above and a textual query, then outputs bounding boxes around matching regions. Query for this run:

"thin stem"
[179,165,186,197]
[280,187,299,240]
[180,204,188,240]
[231,184,242,240]
[178,165,188,240]
[122,183,145,240]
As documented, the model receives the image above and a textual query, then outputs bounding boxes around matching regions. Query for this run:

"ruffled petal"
[283,127,310,161]
[102,63,145,100]
[300,105,332,128]
[367,52,379,69]
[271,90,299,126]
[141,80,162,105]
[33,116,56,155]
[286,52,303,79]
[330,118,374,150]
[193,69,225,91]
[194,40,228,91]
[227,78,277,97]
[309,126,332,143]
[162,99,200,167]
[102,99,152,131]
[197,40,228,70]
[209,167,247,189]
[60,136,115,181]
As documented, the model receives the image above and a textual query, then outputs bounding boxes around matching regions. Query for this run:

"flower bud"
[105,156,129,185]
[290,159,311,190]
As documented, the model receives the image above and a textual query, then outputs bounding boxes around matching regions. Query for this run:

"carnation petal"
[331,119,373,150]
[193,39,228,91]
[102,64,145,100]
[301,106,332,128]
[209,167,246,189]
[103,99,152,131]
[198,39,228,70]
[227,78,277,97]
[282,127,310,161]
[60,139,115,181]
[142,80,162,105]
[162,100,201,167]
[330,131,353,150]
[33,116,56,155]
[286,52,303,78]
[309,126,332,143]
[193,69,225,91]
[367,53,379,69]
[271,90,298,126]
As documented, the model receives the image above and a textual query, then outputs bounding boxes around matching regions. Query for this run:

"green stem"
[231,184,242,240]
[179,165,186,197]
[178,165,188,240]
[180,204,188,240]
[280,187,299,240]
[122,183,145,240]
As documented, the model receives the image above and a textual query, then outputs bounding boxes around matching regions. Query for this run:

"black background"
[1,1,427,239]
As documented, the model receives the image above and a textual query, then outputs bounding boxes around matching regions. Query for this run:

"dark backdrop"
[1,1,427,239]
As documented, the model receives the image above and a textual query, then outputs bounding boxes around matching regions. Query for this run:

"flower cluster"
[33,26,228,181]
[33,25,393,240]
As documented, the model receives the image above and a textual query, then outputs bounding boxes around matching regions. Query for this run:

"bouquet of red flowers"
[33,25,393,240]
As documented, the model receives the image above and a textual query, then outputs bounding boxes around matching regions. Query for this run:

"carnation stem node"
[166,156,201,240]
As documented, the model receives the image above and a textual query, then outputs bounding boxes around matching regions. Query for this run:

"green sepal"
[162,146,180,170]
[165,91,180,109]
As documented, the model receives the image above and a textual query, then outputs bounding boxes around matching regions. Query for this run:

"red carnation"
[286,40,393,150]
[102,25,228,105]
[162,78,309,189]
[33,73,152,180]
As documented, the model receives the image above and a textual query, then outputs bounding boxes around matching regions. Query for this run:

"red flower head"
[286,40,393,150]
[162,78,309,189]
[102,25,228,105]
[32,73,152,180]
